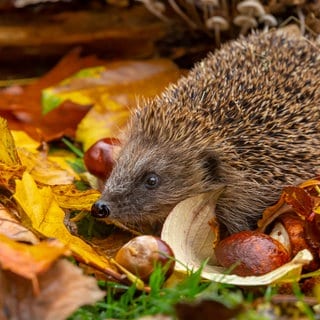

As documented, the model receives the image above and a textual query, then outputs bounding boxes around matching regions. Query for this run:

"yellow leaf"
[13,172,112,271]
[12,130,78,185]
[74,59,182,150]
[51,184,100,210]
[76,99,129,151]
[0,162,25,191]
[0,233,69,280]
[11,130,40,151]
[0,117,21,165]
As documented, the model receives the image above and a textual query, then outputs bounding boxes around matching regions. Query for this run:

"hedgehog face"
[91,137,223,231]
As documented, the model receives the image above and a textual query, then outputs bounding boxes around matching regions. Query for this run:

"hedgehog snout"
[91,199,111,218]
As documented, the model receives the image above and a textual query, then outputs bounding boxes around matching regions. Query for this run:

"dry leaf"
[258,178,320,232]
[74,59,182,150]
[0,259,105,320]
[0,233,70,292]
[12,130,78,185]
[0,162,25,192]
[0,117,21,166]
[0,203,38,244]
[161,189,224,270]
[51,184,100,210]
[13,172,116,274]
[0,48,103,141]
[0,117,25,191]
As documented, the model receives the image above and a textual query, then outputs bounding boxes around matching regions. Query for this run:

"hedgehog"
[91,29,320,235]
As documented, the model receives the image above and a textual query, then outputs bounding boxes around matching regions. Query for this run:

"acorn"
[115,235,175,282]
[83,138,120,180]
[215,231,290,276]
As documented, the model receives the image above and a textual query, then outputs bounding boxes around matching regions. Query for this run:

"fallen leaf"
[73,59,182,150]
[0,162,25,192]
[0,202,38,244]
[76,99,129,151]
[258,178,320,232]
[283,186,314,220]
[0,117,21,166]
[17,148,76,185]
[0,118,25,190]
[0,259,105,320]
[11,130,79,185]
[161,189,224,271]
[13,172,117,276]
[51,184,100,210]
[0,48,103,141]
[0,233,70,292]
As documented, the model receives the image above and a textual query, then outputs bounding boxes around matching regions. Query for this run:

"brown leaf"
[283,186,314,219]
[0,203,38,244]
[0,48,103,141]
[258,178,320,233]
[0,259,105,320]
[0,234,70,292]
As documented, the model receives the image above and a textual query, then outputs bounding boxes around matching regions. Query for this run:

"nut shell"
[215,231,290,276]
[279,213,307,257]
[115,235,175,281]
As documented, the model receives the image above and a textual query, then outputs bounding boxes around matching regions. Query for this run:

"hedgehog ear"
[201,150,220,182]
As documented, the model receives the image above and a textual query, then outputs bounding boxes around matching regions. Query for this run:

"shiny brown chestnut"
[115,235,175,282]
[83,137,120,180]
[215,231,290,276]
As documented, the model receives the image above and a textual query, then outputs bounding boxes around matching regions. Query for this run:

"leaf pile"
[0,52,182,320]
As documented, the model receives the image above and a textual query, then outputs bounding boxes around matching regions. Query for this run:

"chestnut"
[115,235,175,282]
[83,138,120,180]
[215,231,290,276]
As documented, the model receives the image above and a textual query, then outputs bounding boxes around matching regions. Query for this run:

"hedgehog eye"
[144,173,160,189]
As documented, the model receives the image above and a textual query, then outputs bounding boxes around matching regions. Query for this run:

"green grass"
[68,262,319,320]
[69,266,209,320]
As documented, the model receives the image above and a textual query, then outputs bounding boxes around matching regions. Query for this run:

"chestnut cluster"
[215,212,320,277]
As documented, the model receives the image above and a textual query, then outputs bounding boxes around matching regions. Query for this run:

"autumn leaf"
[1,259,105,320]
[11,130,79,185]
[0,48,103,141]
[0,117,21,165]
[258,178,320,232]
[0,117,25,190]
[0,162,25,192]
[0,233,70,292]
[13,172,116,275]
[0,202,38,244]
[73,59,182,150]
[283,186,314,220]
[51,184,100,210]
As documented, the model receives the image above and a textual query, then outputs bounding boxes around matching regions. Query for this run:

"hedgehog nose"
[91,200,110,218]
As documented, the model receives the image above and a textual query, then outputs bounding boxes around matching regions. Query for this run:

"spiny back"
[132,30,320,184]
